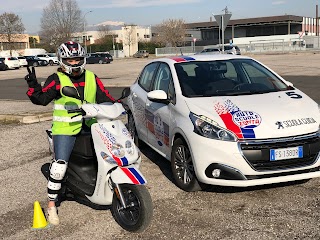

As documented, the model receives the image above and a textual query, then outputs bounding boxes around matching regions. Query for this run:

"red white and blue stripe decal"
[214,100,262,139]
[121,167,146,184]
[170,56,195,62]
[96,124,129,166]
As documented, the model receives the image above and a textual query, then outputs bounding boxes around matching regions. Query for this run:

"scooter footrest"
[67,177,95,196]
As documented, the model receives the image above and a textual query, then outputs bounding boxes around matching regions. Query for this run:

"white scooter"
[42,86,153,232]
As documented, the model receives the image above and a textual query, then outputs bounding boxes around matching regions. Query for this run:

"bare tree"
[153,19,186,48]
[122,25,137,56]
[95,24,112,44]
[0,12,25,55]
[39,0,83,51]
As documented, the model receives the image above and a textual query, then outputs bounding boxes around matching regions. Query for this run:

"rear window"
[8,57,18,60]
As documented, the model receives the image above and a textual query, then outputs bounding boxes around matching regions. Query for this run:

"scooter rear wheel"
[111,184,153,232]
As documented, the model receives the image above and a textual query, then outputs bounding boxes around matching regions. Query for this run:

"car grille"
[239,133,320,171]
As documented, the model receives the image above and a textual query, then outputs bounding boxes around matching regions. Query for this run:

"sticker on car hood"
[214,99,261,139]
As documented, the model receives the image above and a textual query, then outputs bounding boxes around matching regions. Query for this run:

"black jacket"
[26,69,116,105]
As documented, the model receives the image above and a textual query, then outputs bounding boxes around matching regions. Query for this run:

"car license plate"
[270,146,303,161]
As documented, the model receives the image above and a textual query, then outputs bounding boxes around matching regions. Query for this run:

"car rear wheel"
[33,62,38,67]
[49,60,53,66]
[98,60,103,64]
[171,138,206,192]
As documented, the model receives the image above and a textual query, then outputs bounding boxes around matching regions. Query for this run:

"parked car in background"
[126,54,320,192]
[197,45,241,55]
[25,56,49,67]
[223,45,241,55]
[196,47,221,55]
[17,56,28,67]
[0,57,20,70]
[133,50,149,58]
[35,54,59,65]
[0,59,6,71]
[86,53,113,64]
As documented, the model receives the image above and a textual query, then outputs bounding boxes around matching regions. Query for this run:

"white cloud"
[95,20,125,26]
[81,0,200,8]
[272,1,286,5]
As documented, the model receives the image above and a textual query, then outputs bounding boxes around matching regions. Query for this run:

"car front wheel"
[171,138,205,192]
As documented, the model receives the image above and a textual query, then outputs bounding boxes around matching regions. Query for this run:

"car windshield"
[175,59,290,98]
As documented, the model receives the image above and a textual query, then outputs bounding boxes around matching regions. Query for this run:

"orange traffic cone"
[32,201,49,229]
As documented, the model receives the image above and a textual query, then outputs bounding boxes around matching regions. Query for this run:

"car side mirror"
[62,86,82,101]
[119,87,130,100]
[147,90,169,104]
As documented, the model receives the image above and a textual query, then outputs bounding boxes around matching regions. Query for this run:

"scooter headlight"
[190,113,237,142]
[112,143,125,158]
[125,140,135,155]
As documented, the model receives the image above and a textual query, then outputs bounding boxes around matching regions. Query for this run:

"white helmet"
[57,41,86,75]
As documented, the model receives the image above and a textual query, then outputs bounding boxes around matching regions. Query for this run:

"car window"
[223,62,238,80]
[241,62,287,89]
[152,63,172,93]
[176,59,289,97]
[138,62,159,91]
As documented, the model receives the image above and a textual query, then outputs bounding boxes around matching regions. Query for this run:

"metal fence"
[155,39,314,57]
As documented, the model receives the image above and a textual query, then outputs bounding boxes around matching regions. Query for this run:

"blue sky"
[2,0,319,34]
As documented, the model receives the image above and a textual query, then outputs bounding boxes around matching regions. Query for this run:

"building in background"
[0,34,30,56]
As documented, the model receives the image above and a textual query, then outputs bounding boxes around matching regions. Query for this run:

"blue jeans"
[52,135,76,162]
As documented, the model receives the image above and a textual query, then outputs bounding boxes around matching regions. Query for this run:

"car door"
[130,62,159,143]
[146,63,175,157]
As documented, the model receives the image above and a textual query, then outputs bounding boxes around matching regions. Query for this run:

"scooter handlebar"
[67,109,86,116]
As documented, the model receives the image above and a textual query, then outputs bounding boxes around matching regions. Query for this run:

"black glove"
[25,66,38,87]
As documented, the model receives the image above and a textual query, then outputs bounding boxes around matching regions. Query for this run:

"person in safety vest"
[24,41,117,226]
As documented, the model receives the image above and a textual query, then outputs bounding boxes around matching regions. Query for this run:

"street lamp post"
[83,10,92,53]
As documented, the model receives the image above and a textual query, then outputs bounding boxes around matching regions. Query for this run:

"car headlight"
[190,113,237,142]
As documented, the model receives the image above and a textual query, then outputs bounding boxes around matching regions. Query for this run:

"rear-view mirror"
[62,86,81,100]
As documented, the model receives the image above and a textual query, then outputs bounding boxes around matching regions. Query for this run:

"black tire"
[49,60,53,66]
[171,138,205,192]
[32,61,38,67]
[111,184,153,232]
[127,113,145,149]
[98,60,103,64]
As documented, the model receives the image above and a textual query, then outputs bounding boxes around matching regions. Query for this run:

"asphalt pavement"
[1,53,320,239]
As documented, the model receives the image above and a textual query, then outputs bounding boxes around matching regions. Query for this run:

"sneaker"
[47,206,60,225]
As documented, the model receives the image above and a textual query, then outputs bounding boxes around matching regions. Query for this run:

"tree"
[153,19,186,49]
[96,25,111,43]
[39,0,83,51]
[0,12,25,55]
[29,37,38,48]
[122,25,137,57]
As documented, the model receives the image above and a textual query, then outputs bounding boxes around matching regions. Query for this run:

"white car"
[0,56,20,70]
[126,54,320,191]
[17,56,28,67]
[35,54,59,65]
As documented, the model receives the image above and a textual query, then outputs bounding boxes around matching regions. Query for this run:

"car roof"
[150,54,251,65]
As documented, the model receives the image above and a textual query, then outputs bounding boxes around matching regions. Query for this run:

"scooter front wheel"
[111,184,153,232]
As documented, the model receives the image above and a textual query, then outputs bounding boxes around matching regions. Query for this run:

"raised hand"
[25,66,37,83]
